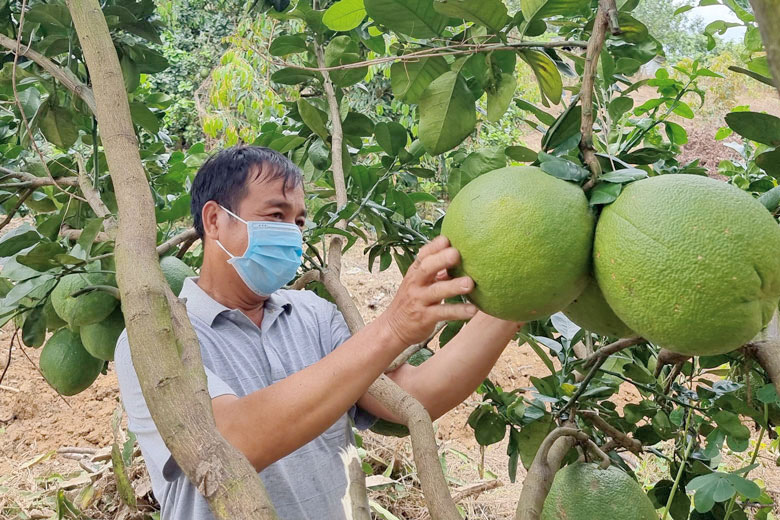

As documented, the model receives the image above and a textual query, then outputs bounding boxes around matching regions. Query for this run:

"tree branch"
[744,311,780,395]
[0,33,97,114]
[654,348,691,378]
[65,2,277,518]
[61,226,112,243]
[156,228,199,256]
[0,167,80,188]
[385,321,445,373]
[290,270,320,290]
[580,410,641,454]
[750,0,780,100]
[77,155,117,236]
[579,0,613,191]
[515,425,586,520]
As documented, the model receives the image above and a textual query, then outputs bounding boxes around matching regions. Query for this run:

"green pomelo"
[44,297,67,331]
[442,166,594,321]
[40,328,104,396]
[542,462,657,520]
[160,255,196,296]
[51,273,118,327]
[369,348,433,438]
[563,278,634,338]
[80,307,125,361]
[594,174,780,356]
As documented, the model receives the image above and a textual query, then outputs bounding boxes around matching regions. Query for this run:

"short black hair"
[190,146,303,238]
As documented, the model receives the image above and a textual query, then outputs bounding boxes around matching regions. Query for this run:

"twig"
[290,270,320,290]
[557,337,644,417]
[0,167,80,188]
[579,0,613,191]
[385,321,446,373]
[175,233,199,259]
[57,446,98,455]
[0,384,19,393]
[0,189,33,232]
[76,155,116,234]
[0,335,12,388]
[0,33,96,113]
[257,40,588,76]
[69,285,121,300]
[60,226,112,243]
[580,410,642,454]
[156,228,199,256]
[654,349,691,378]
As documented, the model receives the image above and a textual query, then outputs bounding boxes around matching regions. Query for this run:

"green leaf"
[364,0,448,38]
[589,182,623,205]
[120,54,140,93]
[129,103,159,134]
[728,66,776,88]
[539,156,589,182]
[664,121,688,145]
[487,73,517,122]
[725,111,780,146]
[599,168,647,183]
[72,218,106,260]
[518,50,562,106]
[432,0,508,31]
[461,147,506,179]
[386,189,416,218]
[374,122,407,156]
[756,384,779,404]
[17,243,67,271]
[26,4,72,26]
[520,0,588,35]
[323,0,366,31]
[505,146,537,162]
[516,415,555,469]
[391,56,449,104]
[672,101,694,119]
[0,225,40,257]
[40,106,79,149]
[615,14,649,43]
[618,147,672,165]
[22,305,46,348]
[472,409,506,446]
[608,96,634,120]
[419,71,476,155]
[758,185,780,211]
[271,68,320,85]
[542,103,580,150]
[297,99,329,141]
[269,34,308,56]
[342,112,375,137]
[324,36,367,87]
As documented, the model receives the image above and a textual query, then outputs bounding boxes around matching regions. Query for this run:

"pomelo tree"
[1,0,779,519]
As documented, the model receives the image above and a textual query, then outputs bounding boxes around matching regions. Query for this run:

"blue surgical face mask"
[216,205,303,296]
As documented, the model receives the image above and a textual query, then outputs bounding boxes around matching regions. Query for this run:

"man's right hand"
[380,235,478,346]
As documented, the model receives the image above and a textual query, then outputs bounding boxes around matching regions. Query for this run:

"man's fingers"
[435,269,449,281]
[416,247,460,281]
[416,236,450,262]
[425,277,474,303]
[430,302,478,322]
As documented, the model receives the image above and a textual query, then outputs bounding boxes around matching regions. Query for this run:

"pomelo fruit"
[80,306,125,361]
[542,462,657,520]
[563,278,634,338]
[40,328,104,396]
[51,273,118,327]
[160,255,196,296]
[594,174,780,356]
[441,166,594,321]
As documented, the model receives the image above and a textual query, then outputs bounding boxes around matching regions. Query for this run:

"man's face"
[219,170,306,258]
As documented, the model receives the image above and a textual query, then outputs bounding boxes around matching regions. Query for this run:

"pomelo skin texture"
[80,306,125,361]
[51,273,118,327]
[594,174,780,356]
[541,462,658,520]
[40,328,104,396]
[441,166,594,321]
[563,277,635,338]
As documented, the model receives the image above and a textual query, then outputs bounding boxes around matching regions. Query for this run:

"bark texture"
[66,2,276,518]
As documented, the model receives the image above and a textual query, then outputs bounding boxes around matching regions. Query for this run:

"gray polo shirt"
[114,278,375,520]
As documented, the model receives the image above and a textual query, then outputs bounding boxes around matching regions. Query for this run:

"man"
[115,146,521,519]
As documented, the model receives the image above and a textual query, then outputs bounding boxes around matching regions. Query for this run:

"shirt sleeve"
[328,305,377,430]
[114,332,237,482]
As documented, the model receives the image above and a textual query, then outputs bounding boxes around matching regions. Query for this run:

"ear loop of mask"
[215,204,246,260]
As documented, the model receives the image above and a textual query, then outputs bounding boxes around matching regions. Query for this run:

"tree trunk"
[750,0,780,99]
[65,1,276,518]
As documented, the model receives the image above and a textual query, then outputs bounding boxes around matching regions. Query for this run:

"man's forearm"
[213,316,405,471]
[361,312,521,421]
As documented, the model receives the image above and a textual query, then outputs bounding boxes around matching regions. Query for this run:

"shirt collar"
[179,278,293,327]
